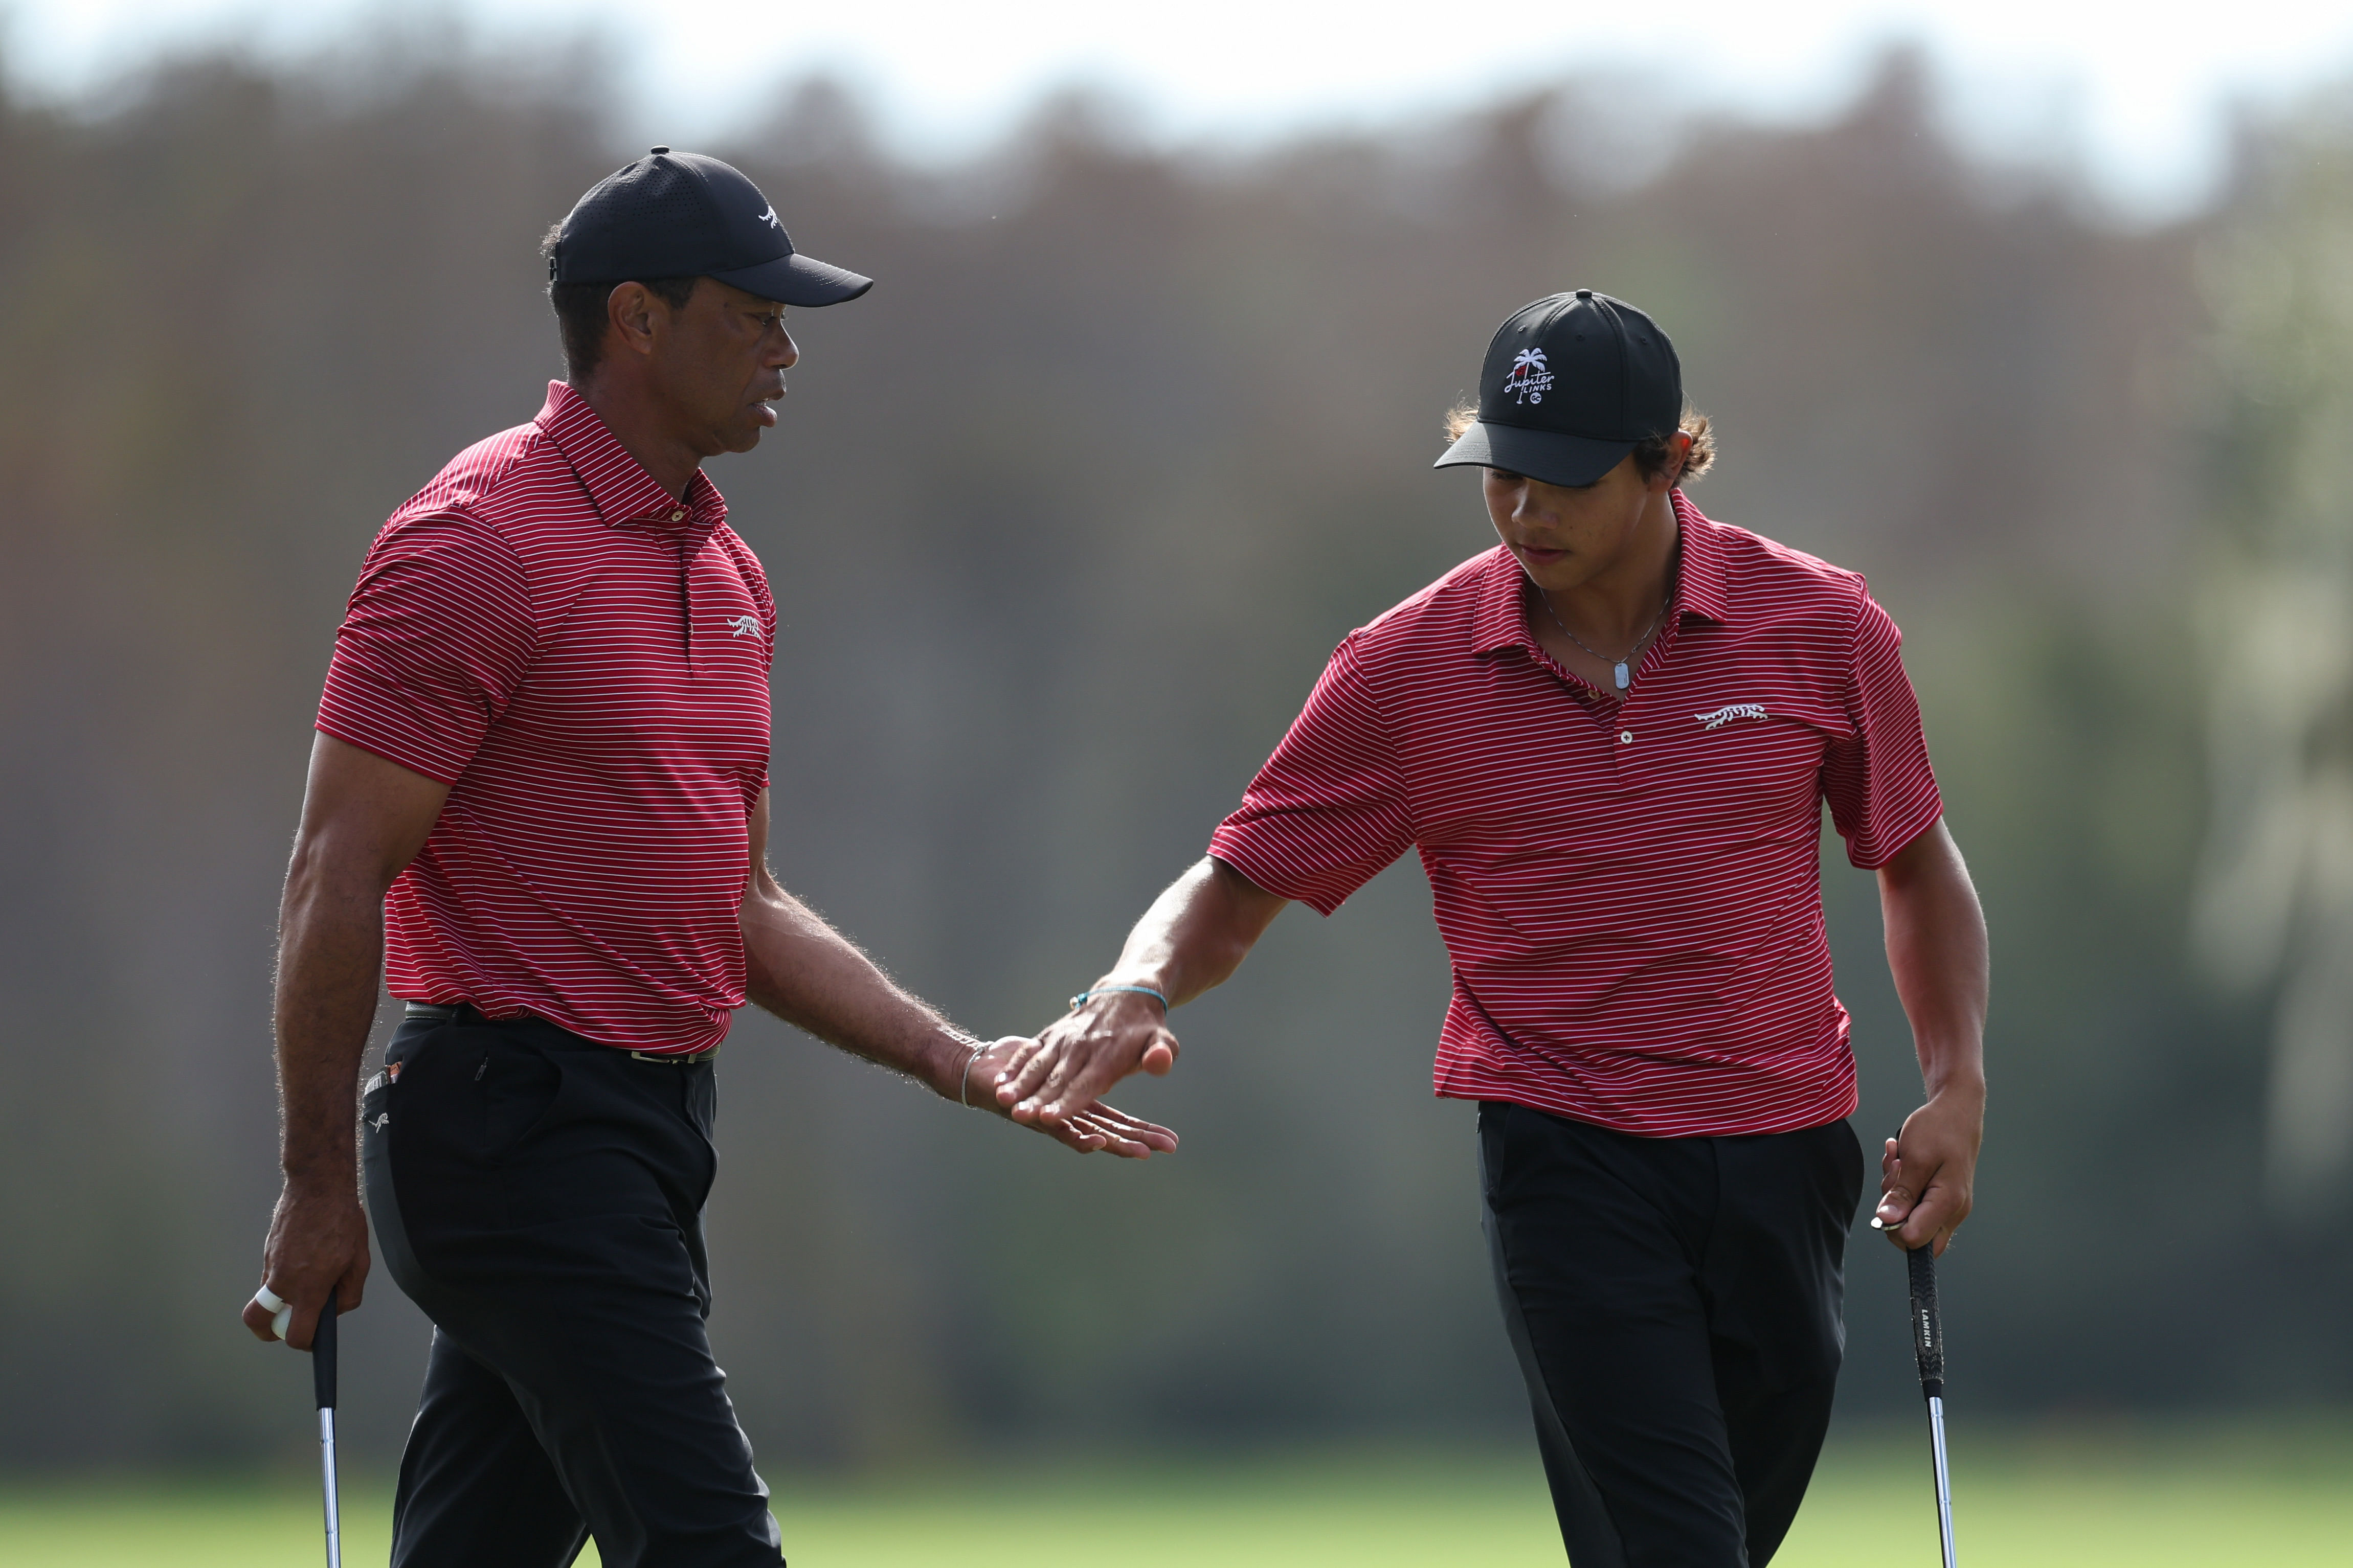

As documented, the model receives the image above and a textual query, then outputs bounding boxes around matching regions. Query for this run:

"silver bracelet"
[959,1037,990,1107]
[1068,984,1170,1013]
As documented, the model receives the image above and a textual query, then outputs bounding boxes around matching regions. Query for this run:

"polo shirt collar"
[1470,549,1532,657]
[534,381,727,533]
[1670,490,1733,625]
[1470,488,1732,658]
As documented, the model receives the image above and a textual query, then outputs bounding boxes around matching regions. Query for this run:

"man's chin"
[1516,558,1588,595]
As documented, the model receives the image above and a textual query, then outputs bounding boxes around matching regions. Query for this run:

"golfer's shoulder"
[1347,547,1512,670]
[351,421,556,606]
[379,413,602,551]
[1695,513,1873,635]
[708,521,766,580]
[709,524,775,615]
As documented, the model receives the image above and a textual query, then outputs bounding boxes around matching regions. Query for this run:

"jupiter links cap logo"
[1507,347,1553,404]
[1695,702,1767,730]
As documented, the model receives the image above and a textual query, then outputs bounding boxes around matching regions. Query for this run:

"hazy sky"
[11,0,2352,215]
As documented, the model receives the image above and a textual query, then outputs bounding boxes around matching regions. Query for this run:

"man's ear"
[604,282,664,361]
[1655,431,1692,491]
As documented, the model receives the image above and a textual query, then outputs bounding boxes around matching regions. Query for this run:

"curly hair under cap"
[1442,403,1716,487]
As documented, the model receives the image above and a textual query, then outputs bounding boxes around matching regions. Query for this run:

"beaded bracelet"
[1068,984,1170,1013]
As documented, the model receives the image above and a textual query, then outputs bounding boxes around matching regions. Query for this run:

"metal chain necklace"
[1533,581,1671,692]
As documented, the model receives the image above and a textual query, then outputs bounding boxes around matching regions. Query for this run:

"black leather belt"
[400,1001,718,1063]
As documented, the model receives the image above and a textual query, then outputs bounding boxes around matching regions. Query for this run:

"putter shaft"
[313,1292,343,1568]
[320,1405,342,1568]
[1926,1393,1956,1568]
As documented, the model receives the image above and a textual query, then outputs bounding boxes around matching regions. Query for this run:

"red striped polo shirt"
[1208,491,1942,1137]
[316,381,774,1055]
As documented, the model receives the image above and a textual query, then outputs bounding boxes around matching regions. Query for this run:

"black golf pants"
[362,1006,782,1567]
[1480,1101,1865,1568]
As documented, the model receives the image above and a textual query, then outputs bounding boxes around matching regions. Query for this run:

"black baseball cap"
[548,147,872,307]
[1433,290,1682,488]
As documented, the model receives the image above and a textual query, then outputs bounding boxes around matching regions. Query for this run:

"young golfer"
[240,149,1173,1567]
[994,291,1987,1565]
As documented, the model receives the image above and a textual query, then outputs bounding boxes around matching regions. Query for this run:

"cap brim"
[710,250,873,307]
[1432,422,1635,489]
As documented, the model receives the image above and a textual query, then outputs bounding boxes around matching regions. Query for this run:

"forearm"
[244,735,442,1337]
[1093,856,1286,1004]
[1871,820,1987,1250]
[739,876,971,1096]
[1878,822,1988,1100]
[273,859,385,1192]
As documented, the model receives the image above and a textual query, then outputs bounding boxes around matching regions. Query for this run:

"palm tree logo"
[1508,347,1550,403]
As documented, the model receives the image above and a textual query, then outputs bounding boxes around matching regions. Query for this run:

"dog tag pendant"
[1614,661,1630,690]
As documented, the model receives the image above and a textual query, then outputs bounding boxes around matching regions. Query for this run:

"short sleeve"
[1821,591,1943,868]
[1207,634,1415,915]
[315,512,536,786]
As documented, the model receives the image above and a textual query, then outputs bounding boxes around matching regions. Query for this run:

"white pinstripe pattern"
[317,383,774,1055]
[1208,493,1943,1137]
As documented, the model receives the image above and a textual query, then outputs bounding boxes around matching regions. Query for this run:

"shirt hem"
[1435,1083,1862,1139]
[1205,839,1346,918]
[1845,791,1946,871]
[313,718,466,789]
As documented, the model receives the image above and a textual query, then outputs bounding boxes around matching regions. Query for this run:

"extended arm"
[996,855,1290,1126]
[241,733,451,1348]
[738,789,1175,1157]
[1869,816,1988,1255]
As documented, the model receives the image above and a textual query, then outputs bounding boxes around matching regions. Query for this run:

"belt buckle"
[629,1048,712,1064]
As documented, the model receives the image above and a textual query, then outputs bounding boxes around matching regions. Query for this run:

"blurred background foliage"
[1,30,2348,1474]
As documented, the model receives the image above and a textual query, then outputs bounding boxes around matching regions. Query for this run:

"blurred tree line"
[1,36,2346,1470]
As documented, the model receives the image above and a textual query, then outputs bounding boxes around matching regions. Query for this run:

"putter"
[313,1290,343,1568]
[1905,1243,1958,1568]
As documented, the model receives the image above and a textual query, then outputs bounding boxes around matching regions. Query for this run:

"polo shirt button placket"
[1615,721,1640,786]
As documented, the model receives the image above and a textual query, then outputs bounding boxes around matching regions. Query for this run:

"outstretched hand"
[991,992,1178,1131]
[1872,1088,1982,1255]
[962,1036,1176,1158]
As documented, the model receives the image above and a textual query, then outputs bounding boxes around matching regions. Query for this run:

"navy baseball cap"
[548,147,872,307]
[1434,290,1681,488]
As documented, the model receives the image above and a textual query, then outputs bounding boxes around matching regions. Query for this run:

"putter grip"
[312,1291,339,1411]
[1906,1244,1944,1400]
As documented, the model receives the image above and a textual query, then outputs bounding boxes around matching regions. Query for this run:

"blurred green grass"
[3,1421,2346,1566]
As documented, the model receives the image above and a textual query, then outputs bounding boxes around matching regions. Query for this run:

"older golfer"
[994,291,1987,1565]
[240,149,1172,1566]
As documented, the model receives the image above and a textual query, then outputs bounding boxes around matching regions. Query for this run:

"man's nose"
[770,329,799,370]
